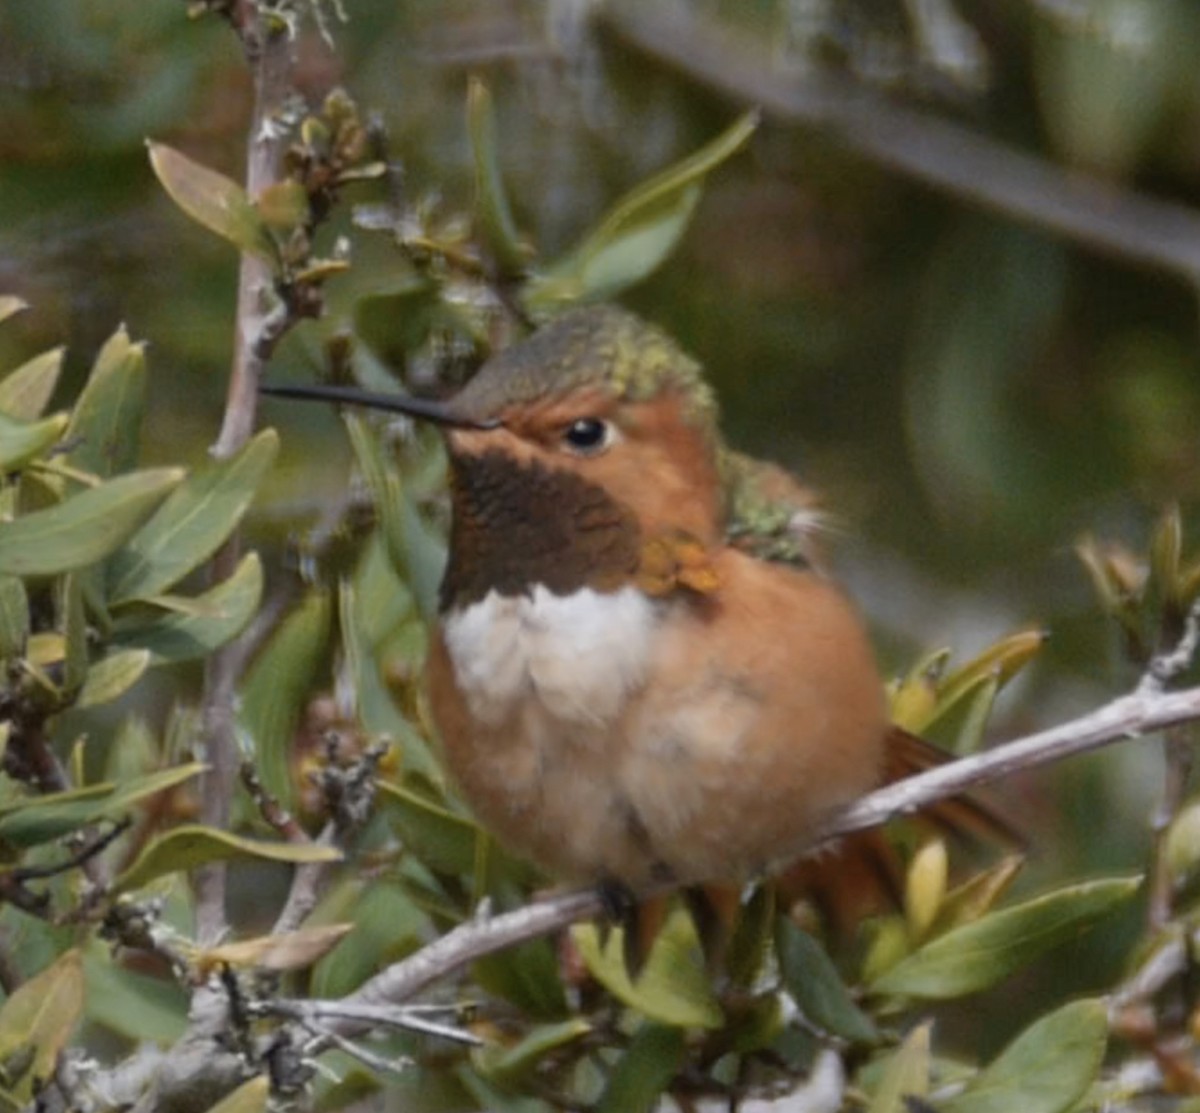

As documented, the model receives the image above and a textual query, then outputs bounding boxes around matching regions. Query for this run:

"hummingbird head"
[264,306,727,609]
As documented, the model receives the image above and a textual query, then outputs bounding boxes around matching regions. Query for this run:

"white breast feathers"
[442,585,656,728]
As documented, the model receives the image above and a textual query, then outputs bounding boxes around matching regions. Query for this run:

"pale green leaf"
[76,649,151,708]
[526,111,757,309]
[0,411,67,471]
[65,325,146,479]
[112,552,263,663]
[200,1076,269,1113]
[0,297,27,325]
[0,763,207,847]
[0,577,28,661]
[0,949,84,1102]
[867,1022,932,1113]
[573,906,723,1029]
[871,876,1141,999]
[940,999,1107,1113]
[474,1019,591,1087]
[0,469,184,576]
[148,141,275,261]
[238,588,332,809]
[468,77,531,277]
[0,348,64,420]
[83,949,187,1045]
[107,429,278,603]
[115,824,341,893]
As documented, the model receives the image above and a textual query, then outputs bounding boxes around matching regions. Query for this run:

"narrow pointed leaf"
[474,1018,591,1088]
[0,348,64,420]
[0,577,28,661]
[239,588,332,808]
[108,429,278,603]
[0,950,84,1101]
[0,469,184,576]
[776,917,878,1044]
[199,924,354,973]
[468,77,531,277]
[76,649,151,708]
[148,142,275,261]
[870,875,1141,999]
[596,1023,685,1113]
[83,949,188,1045]
[940,999,1107,1113]
[0,297,27,325]
[0,411,67,471]
[376,779,479,876]
[573,906,722,1029]
[526,111,757,308]
[112,552,263,663]
[201,1076,269,1113]
[66,326,146,478]
[867,1022,931,1113]
[0,763,206,847]
[934,629,1046,719]
[115,824,341,893]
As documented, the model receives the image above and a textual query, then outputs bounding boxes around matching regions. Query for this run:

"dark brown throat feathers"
[439,447,643,611]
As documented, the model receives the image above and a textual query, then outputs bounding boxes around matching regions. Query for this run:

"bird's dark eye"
[562,417,613,455]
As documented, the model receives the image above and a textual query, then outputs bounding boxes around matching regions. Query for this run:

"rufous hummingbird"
[265,305,984,914]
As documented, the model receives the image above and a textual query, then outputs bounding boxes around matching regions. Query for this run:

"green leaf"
[376,779,479,877]
[0,468,185,577]
[0,949,84,1102]
[107,429,279,603]
[525,111,758,309]
[0,297,27,325]
[775,916,878,1044]
[467,77,531,278]
[75,649,151,708]
[239,588,332,809]
[867,1021,932,1113]
[0,763,207,847]
[65,326,147,479]
[0,577,28,662]
[474,1019,591,1088]
[0,348,64,420]
[870,875,1141,999]
[114,824,341,893]
[112,552,264,663]
[83,948,188,1044]
[345,415,446,625]
[60,573,88,697]
[0,411,67,472]
[147,141,275,261]
[596,1023,685,1113]
[473,937,568,1021]
[200,1076,269,1113]
[940,999,1107,1113]
[573,906,723,1029]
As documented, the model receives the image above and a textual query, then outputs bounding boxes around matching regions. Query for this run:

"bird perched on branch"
[265,306,998,925]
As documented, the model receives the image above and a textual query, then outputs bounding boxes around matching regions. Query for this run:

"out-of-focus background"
[3,0,1199,1039]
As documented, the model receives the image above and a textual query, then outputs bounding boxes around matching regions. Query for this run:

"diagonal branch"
[600,0,1200,286]
[327,680,1200,1020]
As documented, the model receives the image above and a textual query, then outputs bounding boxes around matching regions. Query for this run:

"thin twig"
[195,0,297,943]
[327,682,1200,1016]
[267,998,484,1045]
[600,0,1200,287]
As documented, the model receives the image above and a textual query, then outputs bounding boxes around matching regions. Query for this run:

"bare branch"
[195,1,297,943]
[324,682,1200,1016]
[600,0,1200,287]
[267,998,484,1045]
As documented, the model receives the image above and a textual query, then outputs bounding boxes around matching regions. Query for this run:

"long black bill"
[260,382,501,430]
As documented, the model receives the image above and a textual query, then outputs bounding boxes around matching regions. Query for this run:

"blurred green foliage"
[5,1,1200,1110]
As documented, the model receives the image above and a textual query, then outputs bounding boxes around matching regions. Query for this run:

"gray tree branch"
[600,0,1200,287]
